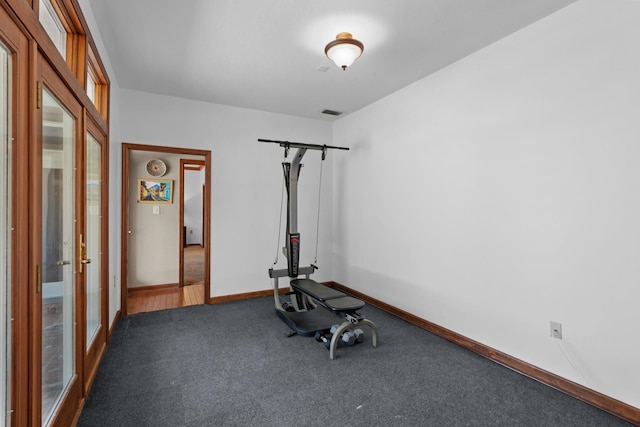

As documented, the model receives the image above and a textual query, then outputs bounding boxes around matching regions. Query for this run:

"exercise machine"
[260,138,379,359]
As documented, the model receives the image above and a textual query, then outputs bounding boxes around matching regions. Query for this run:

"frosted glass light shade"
[325,32,364,70]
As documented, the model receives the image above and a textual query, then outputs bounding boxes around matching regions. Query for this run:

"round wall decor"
[146,159,167,177]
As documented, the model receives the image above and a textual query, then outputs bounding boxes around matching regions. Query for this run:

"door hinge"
[36,81,42,109]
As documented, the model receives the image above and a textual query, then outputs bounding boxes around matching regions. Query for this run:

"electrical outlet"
[550,321,562,339]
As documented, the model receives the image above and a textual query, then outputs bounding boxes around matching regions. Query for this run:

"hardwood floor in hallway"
[127,284,204,315]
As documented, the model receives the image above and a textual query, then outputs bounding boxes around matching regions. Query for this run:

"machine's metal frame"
[261,138,379,359]
[260,139,348,277]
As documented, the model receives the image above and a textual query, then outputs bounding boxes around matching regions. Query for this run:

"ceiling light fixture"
[324,32,364,71]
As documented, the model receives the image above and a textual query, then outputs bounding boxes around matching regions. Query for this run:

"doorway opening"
[121,143,211,316]
[180,159,206,290]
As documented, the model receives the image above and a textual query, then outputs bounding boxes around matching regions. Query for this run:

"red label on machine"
[288,233,300,277]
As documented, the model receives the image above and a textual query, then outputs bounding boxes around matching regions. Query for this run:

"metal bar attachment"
[258,138,349,152]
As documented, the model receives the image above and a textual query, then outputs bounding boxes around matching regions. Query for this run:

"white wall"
[118,89,335,298]
[333,0,640,409]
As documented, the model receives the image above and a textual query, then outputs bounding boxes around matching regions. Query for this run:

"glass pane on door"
[41,88,75,425]
[85,133,101,345]
[0,41,11,427]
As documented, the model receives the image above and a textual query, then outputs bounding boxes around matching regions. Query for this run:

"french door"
[33,53,107,426]
[83,119,107,395]
[34,55,83,427]
[1,2,109,424]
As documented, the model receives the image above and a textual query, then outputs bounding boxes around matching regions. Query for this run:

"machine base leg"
[329,318,379,360]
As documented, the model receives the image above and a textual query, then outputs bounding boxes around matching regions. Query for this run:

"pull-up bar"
[258,138,349,152]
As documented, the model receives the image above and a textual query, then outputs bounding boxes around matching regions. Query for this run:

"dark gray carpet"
[78,298,633,426]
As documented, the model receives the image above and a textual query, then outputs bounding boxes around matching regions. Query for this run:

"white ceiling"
[87,0,577,121]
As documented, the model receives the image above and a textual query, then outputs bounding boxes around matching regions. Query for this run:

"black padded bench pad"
[290,279,365,312]
[290,279,345,302]
[324,296,365,312]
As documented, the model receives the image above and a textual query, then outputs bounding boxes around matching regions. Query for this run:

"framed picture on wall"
[138,179,174,204]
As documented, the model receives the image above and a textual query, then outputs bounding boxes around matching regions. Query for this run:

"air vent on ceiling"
[322,109,343,116]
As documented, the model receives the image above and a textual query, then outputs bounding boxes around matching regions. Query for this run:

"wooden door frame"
[179,159,206,288]
[0,6,30,425]
[121,143,211,316]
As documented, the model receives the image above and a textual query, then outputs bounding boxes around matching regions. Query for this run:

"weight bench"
[289,278,379,359]
[290,279,363,311]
